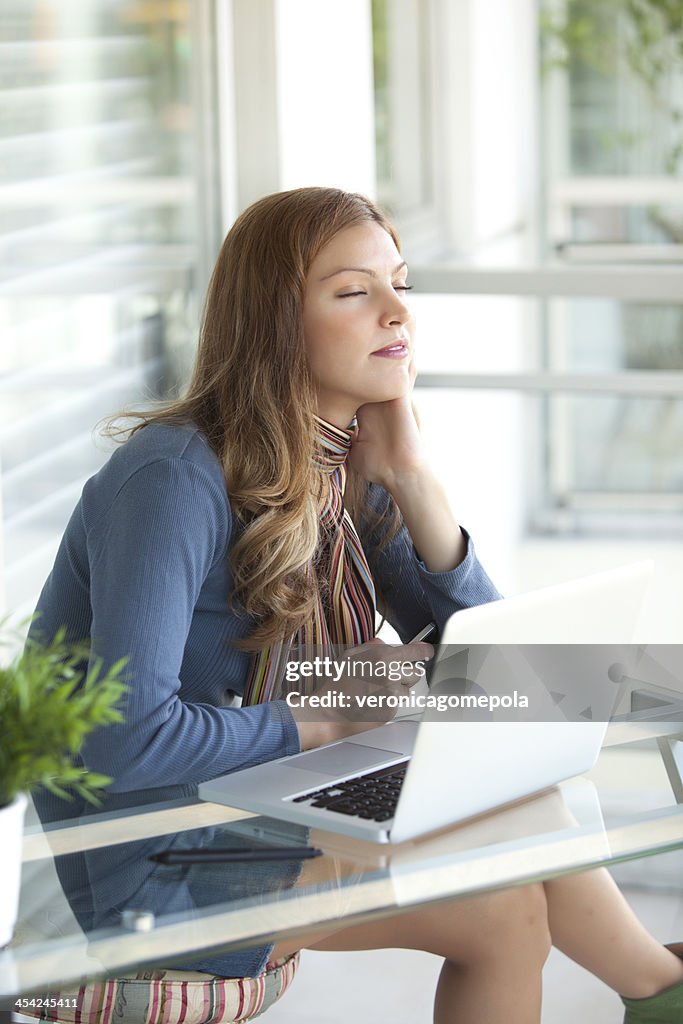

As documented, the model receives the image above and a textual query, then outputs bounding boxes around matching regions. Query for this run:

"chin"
[381,379,412,402]
[359,388,410,406]
[366,371,411,400]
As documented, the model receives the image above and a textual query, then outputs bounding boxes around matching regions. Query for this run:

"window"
[371,0,446,258]
[0,0,220,615]
[539,0,683,529]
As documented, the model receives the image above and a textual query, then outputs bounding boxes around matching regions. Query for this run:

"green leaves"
[0,624,128,809]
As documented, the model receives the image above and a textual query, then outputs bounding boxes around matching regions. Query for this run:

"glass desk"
[2,722,683,1019]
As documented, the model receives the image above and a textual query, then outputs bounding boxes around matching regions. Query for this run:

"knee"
[510,883,552,959]
[460,883,552,966]
[499,883,552,962]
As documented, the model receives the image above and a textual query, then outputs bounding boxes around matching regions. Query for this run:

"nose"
[380,290,411,328]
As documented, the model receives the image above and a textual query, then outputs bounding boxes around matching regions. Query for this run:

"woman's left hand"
[347,361,426,491]
[347,360,468,573]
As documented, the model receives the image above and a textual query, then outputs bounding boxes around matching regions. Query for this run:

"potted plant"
[0,624,127,947]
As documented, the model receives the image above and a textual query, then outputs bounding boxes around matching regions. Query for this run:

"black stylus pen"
[149,846,323,865]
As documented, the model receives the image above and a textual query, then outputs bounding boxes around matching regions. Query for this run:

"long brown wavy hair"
[119,187,403,650]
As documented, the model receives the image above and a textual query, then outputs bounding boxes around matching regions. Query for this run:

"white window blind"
[0,0,221,617]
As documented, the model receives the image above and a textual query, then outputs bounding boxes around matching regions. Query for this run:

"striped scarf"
[241,416,376,705]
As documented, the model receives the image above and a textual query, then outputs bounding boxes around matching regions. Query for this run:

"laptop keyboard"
[290,761,409,823]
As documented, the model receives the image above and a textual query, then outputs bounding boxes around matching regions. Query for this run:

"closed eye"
[338,285,413,298]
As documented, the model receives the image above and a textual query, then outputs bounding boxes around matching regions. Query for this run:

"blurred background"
[1,0,682,633]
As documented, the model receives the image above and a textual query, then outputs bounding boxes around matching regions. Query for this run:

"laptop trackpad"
[285,743,402,777]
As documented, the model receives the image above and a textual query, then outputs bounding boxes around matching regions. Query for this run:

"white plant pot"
[0,792,28,947]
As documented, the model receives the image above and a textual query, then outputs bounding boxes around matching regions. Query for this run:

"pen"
[410,622,437,643]
[149,846,324,865]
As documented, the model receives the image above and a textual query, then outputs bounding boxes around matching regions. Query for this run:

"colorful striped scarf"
[242,416,376,705]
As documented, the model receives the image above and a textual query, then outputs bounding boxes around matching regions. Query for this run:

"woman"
[32,187,683,1023]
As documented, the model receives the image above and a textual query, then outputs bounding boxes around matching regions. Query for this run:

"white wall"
[411,293,527,591]
[275,0,376,195]
[232,0,376,205]
[439,0,538,258]
[470,0,538,250]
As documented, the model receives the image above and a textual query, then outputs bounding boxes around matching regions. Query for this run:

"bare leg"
[271,867,683,1018]
[543,868,683,999]
[272,883,551,1024]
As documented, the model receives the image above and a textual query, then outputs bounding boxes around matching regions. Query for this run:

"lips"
[371,340,410,359]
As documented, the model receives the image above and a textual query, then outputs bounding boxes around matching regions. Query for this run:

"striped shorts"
[22,952,300,1024]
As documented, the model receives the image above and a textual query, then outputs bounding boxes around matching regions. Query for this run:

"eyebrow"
[319,261,407,281]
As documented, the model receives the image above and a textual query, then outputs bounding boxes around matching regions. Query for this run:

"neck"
[315,397,356,432]
[314,413,354,436]
[314,414,353,473]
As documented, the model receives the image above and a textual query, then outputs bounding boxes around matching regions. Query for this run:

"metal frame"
[629,689,683,804]
[409,265,683,302]
[658,738,683,805]
[416,371,683,396]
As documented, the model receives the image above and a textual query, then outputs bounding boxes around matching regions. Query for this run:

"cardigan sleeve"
[79,456,300,792]
[359,483,502,642]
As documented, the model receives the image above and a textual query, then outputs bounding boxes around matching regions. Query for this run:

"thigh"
[269,907,432,963]
[272,884,549,964]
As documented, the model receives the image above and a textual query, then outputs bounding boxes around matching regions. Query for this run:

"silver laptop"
[199,561,653,843]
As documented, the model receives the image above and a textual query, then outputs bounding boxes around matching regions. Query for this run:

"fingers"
[396,641,434,664]
[341,641,433,697]
[347,639,433,663]
[342,640,433,691]
[398,659,430,687]
[292,641,434,738]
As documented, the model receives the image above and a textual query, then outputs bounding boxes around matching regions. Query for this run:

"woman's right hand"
[288,638,434,750]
